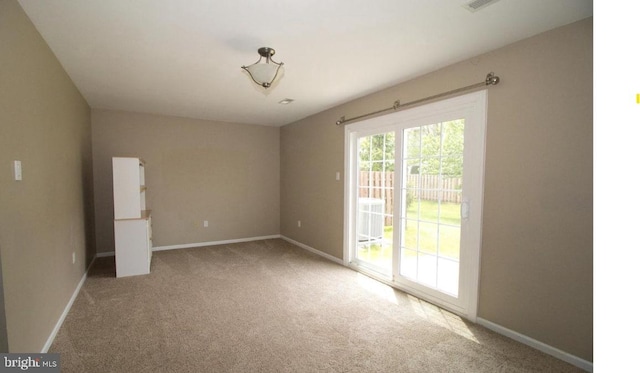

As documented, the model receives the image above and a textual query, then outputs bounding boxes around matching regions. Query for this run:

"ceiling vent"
[463,0,501,12]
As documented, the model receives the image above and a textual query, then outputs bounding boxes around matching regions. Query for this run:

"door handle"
[461,199,470,220]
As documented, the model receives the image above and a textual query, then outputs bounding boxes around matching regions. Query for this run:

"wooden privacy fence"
[358,171,462,225]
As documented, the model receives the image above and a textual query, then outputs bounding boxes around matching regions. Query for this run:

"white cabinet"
[113,157,146,219]
[112,157,152,277]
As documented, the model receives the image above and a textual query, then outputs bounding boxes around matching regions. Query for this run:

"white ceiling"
[18,0,592,127]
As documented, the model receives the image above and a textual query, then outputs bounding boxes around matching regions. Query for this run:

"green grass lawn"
[358,200,461,266]
[406,199,461,225]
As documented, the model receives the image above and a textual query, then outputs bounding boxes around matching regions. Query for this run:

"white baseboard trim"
[94,235,283,257]
[280,235,343,265]
[476,317,592,372]
[42,256,96,353]
[152,235,282,252]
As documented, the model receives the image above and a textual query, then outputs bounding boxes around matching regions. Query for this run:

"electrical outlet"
[298,220,301,228]
[72,252,76,264]
[204,220,209,227]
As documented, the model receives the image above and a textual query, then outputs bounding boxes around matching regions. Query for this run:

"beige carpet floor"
[51,239,585,372]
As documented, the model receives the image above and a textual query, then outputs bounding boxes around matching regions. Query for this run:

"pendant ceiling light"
[241,47,284,89]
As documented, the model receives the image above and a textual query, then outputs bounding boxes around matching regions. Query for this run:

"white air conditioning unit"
[357,198,385,242]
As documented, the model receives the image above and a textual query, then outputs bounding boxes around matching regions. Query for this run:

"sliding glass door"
[344,91,487,319]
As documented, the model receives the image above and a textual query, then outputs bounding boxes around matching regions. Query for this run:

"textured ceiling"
[18,0,593,126]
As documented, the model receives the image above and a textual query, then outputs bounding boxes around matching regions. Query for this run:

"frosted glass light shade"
[244,63,282,88]
[241,47,284,89]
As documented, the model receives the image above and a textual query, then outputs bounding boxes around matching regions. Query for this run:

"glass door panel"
[355,131,395,273]
[400,120,463,297]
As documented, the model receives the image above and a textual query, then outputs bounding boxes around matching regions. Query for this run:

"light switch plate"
[13,160,22,181]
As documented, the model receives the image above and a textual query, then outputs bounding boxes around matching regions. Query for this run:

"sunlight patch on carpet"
[355,273,399,305]
[407,294,479,343]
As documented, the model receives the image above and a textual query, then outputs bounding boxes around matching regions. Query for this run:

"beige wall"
[92,110,280,253]
[0,0,94,352]
[281,18,592,361]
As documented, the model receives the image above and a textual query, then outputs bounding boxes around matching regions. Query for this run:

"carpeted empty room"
[2,0,595,370]
[50,239,583,372]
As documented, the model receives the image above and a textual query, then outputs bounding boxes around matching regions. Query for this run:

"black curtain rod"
[335,72,500,126]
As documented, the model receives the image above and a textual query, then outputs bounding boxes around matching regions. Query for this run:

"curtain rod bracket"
[336,72,500,126]
[485,72,500,85]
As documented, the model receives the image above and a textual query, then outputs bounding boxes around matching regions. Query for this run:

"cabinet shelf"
[114,209,152,221]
